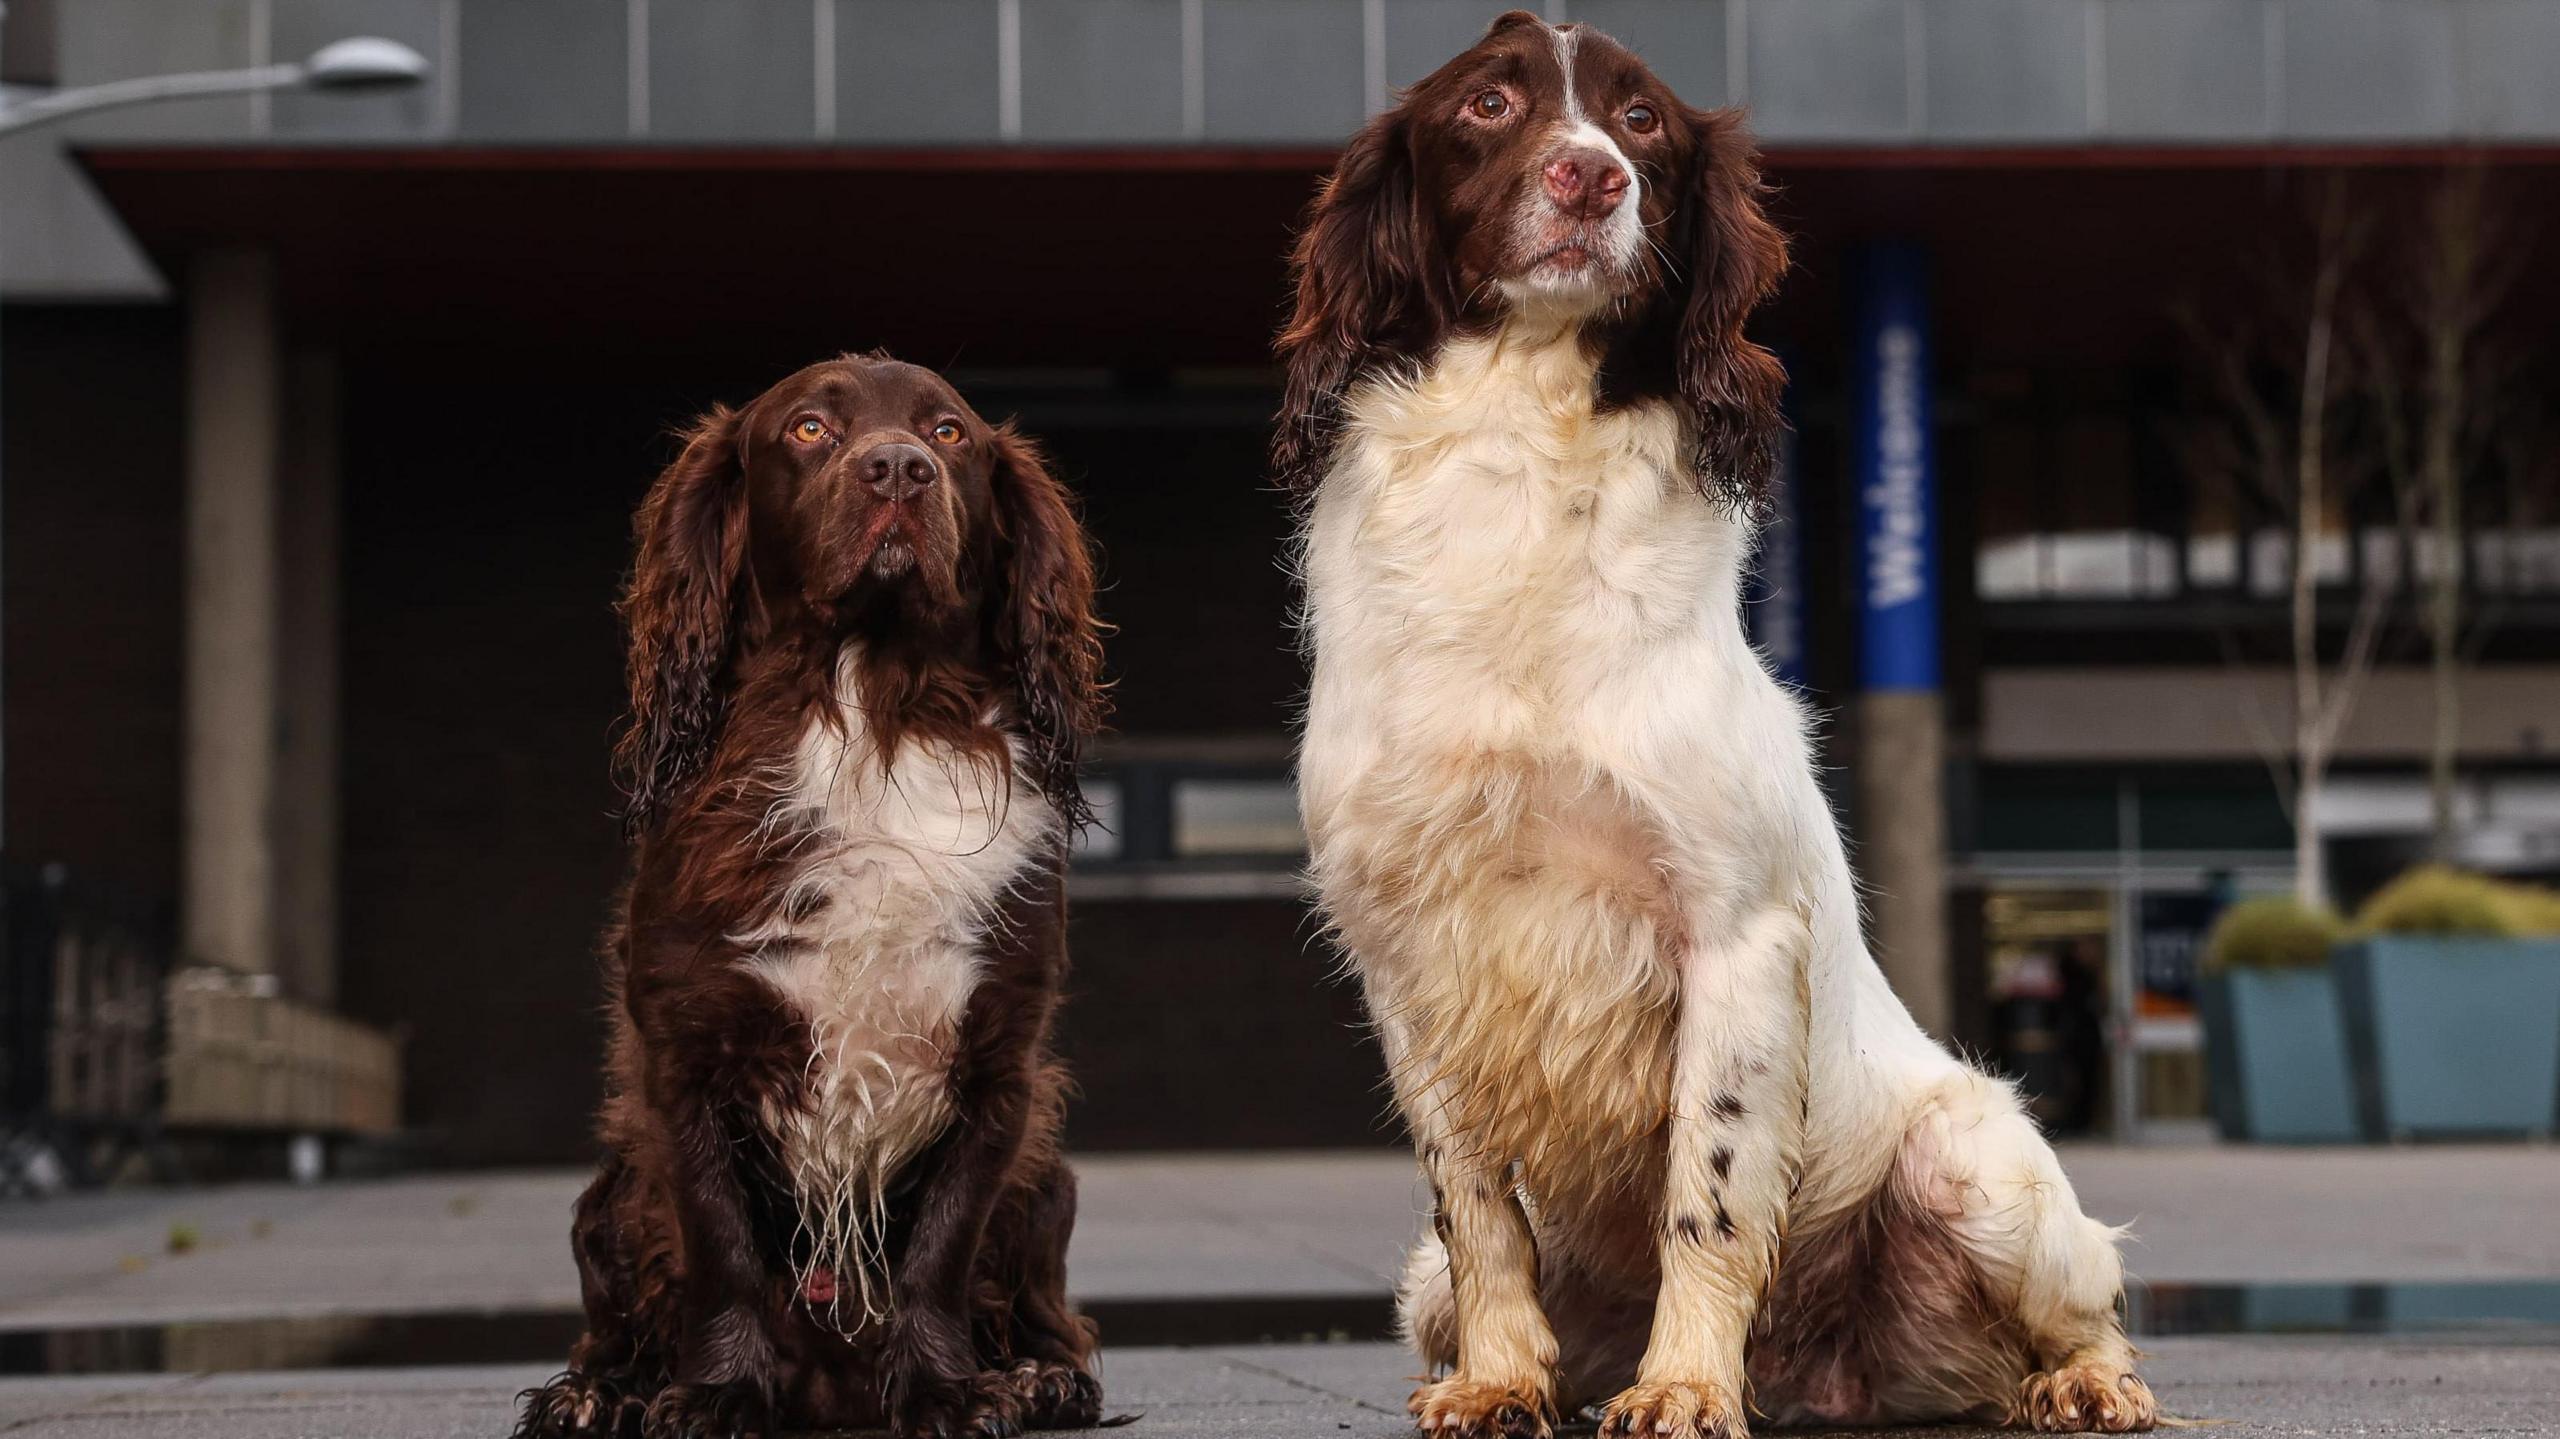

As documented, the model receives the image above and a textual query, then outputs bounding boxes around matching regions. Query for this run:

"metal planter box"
[2199,969,2360,1143]
[2334,937,2560,1140]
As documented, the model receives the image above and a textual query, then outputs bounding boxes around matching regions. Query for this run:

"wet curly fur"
[516,356,1107,1439]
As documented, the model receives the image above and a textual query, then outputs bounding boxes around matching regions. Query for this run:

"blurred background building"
[3,0,2555,1169]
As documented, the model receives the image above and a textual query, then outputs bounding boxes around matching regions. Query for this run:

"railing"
[0,865,179,1194]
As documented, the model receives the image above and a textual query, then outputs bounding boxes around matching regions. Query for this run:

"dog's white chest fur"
[1298,320,1812,924]
[737,651,1056,1318]
[1295,318,1850,1213]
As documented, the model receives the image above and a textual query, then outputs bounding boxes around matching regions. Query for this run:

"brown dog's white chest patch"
[733,657,1055,1327]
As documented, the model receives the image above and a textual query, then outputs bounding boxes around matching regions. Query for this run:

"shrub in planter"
[2338,869,2560,1140]
[2497,883,2560,936]
[2198,897,2360,1143]
[2356,865,2524,938]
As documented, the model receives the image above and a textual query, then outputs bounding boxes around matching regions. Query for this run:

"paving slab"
[0,1338,2557,1438]
[2,1147,2558,1331]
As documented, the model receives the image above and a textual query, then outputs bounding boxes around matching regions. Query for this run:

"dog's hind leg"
[1600,904,1811,1439]
[1899,1075,2156,1433]
[1395,1227,1459,1373]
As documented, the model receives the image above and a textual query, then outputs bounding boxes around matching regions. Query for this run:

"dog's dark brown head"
[1274,9,1787,507]
[615,354,1104,835]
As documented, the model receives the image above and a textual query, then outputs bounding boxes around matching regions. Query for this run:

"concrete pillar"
[184,250,281,980]
[1858,693,1949,1036]
[1853,244,1951,1038]
[182,250,339,1002]
[276,351,340,1006]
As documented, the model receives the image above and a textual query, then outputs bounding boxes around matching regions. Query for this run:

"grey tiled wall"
[2276,0,2455,140]
[646,0,820,141]
[31,0,2560,148]
[1203,0,1367,142]
[1748,0,1911,139]
[1574,1,1729,108]
[1385,0,1539,92]
[2463,0,2560,136]
[453,0,629,142]
[1920,0,2087,141]
[835,1,1004,141]
[2099,0,2271,140]
[1019,0,1187,141]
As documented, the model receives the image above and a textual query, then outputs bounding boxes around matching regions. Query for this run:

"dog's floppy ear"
[987,426,1107,829]
[1274,110,1440,494]
[614,405,751,836]
[1676,107,1790,511]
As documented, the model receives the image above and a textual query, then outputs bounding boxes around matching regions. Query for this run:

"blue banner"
[1854,244,1939,693]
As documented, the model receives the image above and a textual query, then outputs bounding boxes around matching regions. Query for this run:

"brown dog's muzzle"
[857,440,939,501]
[1543,146,1629,221]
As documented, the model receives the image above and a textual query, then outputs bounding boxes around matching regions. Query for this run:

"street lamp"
[0,34,431,137]
[0,26,430,852]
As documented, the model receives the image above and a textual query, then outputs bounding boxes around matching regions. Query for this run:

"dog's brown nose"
[1543,148,1629,220]
[860,441,937,500]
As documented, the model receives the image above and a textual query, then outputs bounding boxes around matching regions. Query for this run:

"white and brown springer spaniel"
[1276,14,2153,1439]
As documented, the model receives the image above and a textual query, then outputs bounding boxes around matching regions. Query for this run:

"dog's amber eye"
[790,417,831,445]
[1624,103,1658,134]
[1469,89,1509,121]
[931,420,964,445]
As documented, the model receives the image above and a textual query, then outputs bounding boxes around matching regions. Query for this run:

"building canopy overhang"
[76,144,2560,382]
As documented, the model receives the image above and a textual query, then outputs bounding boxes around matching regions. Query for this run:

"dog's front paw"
[2013,1366,2157,1433]
[1407,1376,1554,1439]
[992,1359,1103,1430]
[639,1382,769,1439]
[895,1369,1035,1439]
[514,1370,649,1438]
[1601,1380,1747,1439]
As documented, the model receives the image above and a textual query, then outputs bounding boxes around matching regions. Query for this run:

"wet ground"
[1,1336,2556,1438]
[0,1148,2554,1434]
[3,1279,2558,1378]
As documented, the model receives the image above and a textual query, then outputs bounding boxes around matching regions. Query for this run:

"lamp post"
[0,35,430,137]
[0,18,430,849]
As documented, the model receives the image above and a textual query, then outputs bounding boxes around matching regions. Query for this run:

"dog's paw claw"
[516,1372,650,1439]
[640,1382,769,1439]
[1600,1380,1747,1439]
[2013,1367,2158,1433]
[1406,1377,1554,1439]
[1000,1360,1103,1429]
[899,1368,1050,1439]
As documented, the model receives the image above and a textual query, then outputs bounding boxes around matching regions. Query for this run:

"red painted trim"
[72,140,2560,176]
[74,145,1341,174]
[1759,142,2560,170]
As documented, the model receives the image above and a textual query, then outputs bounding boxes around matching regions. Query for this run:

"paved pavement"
[0,1147,2555,1436]
[3,1147,2557,1330]
[0,1337,2555,1438]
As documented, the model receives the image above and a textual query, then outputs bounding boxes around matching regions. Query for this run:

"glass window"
[1171,779,1304,858]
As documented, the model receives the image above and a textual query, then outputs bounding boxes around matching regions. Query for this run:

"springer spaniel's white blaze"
[737,650,1057,1325]
[1286,15,2152,1437]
